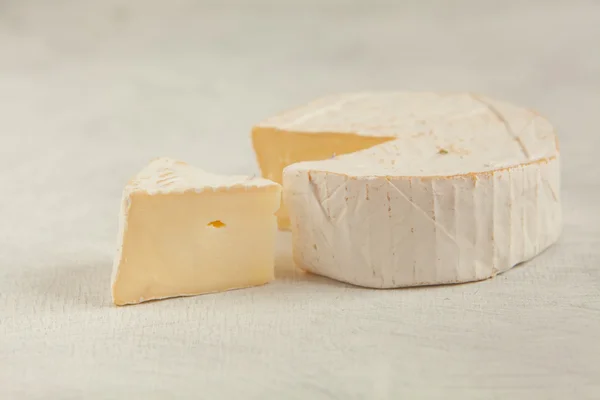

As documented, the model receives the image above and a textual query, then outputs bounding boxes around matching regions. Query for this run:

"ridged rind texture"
[128,157,278,195]
[285,158,561,287]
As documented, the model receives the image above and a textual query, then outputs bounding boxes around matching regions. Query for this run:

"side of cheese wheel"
[111,158,281,305]
[278,92,561,288]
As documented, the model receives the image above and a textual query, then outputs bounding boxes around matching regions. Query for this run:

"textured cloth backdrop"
[1,1,599,399]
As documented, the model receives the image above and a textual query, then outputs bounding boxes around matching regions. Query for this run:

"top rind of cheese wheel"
[263,92,558,177]
[128,157,280,195]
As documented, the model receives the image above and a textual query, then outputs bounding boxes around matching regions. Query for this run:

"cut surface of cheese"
[275,92,560,288]
[252,95,401,229]
[111,158,281,306]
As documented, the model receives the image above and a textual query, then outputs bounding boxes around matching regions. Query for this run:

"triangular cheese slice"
[111,158,281,305]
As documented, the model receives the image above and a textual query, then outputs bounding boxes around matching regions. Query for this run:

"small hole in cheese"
[207,220,226,228]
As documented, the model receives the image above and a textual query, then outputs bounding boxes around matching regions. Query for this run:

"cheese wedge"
[111,158,281,305]
[252,95,396,229]
[275,92,560,288]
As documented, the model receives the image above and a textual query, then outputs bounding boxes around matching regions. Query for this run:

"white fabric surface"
[1,1,599,398]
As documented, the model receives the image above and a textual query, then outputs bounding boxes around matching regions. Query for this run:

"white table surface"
[1,1,599,398]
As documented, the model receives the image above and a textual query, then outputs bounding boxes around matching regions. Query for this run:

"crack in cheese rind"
[111,158,281,306]
[275,92,560,288]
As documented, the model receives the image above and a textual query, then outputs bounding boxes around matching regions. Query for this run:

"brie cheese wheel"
[111,158,281,305]
[277,92,560,288]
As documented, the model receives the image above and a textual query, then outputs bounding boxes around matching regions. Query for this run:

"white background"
[1,0,599,398]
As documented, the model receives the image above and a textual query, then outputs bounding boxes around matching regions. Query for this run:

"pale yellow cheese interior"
[112,186,280,305]
[252,127,394,229]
